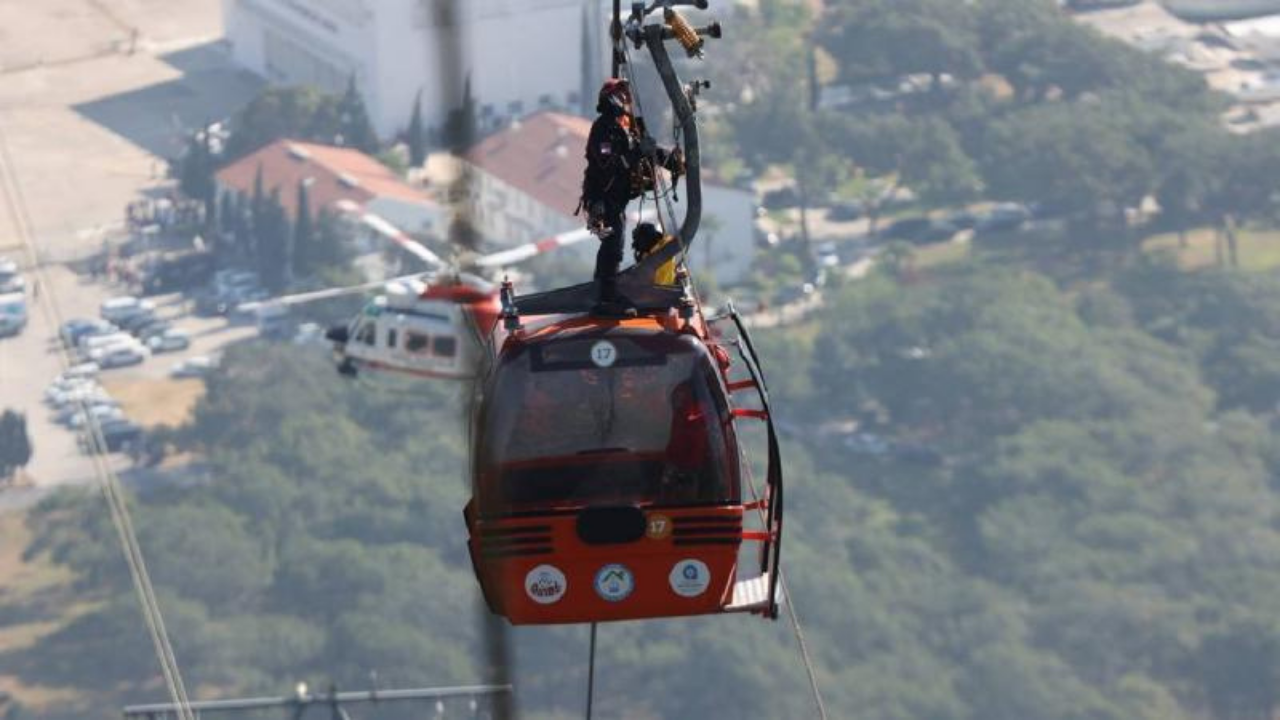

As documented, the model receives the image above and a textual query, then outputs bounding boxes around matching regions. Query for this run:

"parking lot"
[0,0,262,492]
[0,260,258,491]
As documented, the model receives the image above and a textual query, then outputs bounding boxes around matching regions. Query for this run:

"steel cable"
[0,113,196,720]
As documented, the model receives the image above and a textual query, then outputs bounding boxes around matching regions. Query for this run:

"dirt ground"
[100,376,204,428]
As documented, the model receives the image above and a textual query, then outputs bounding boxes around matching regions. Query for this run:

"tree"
[819,0,983,89]
[441,76,478,154]
[217,191,236,240]
[178,130,216,222]
[979,99,1154,233]
[406,90,427,167]
[1204,128,1280,267]
[227,87,344,161]
[983,14,1120,102]
[292,180,314,279]
[1199,620,1280,720]
[1154,121,1230,248]
[0,410,31,481]
[337,76,378,153]
[232,192,253,261]
[254,189,290,291]
[831,114,983,217]
[311,208,353,276]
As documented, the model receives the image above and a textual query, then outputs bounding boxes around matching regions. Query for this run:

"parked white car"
[0,292,27,337]
[93,343,149,369]
[0,258,24,294]
[100,296,155,324]
[146,328,191,354]
[79,331,135,355]
[59,362,101,381]
[171,355,217,378]
[47,385,112,409]
[45,376,99,401]
[53,398,120,425]
[66,405,126,430]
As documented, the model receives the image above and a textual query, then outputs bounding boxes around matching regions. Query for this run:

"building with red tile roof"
[462,112,756,285]
[216,139,444,237]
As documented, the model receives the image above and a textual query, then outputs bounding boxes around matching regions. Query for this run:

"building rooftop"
[216,139,438,220]
[464,112,592,218]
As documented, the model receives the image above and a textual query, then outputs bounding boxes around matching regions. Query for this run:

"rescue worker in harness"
[579,78,683,315]
[632,222,678,286]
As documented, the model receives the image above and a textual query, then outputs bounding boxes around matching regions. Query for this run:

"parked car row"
[60,297,191,368]
[879,203,1037,245]
[0,257,26,294]
[0,258,28,338]
[194,269,267,317]
[43,365,142,453]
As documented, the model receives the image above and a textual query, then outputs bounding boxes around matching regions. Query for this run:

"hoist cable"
[0,114,196,720]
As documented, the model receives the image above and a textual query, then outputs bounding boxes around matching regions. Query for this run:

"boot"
[592,277,637,318]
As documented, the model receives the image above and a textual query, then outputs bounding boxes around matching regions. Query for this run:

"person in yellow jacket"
[631,222,679,286]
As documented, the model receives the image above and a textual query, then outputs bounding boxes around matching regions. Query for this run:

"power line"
[123,683,513,718]
[0,111,196,720]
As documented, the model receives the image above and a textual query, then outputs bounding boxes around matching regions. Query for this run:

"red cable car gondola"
[464,2,782,626]
[465,301,782,624]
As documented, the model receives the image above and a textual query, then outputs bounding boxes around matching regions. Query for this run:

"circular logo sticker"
[524,565,567,605]
[646,513,673,541]
[594,564,634,602]
[669,559,711,598]
[590,340,618,368]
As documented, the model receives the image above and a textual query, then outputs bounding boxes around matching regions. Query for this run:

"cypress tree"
[293,180,314,277]
[338,75,378,153]
[407,90,427,167]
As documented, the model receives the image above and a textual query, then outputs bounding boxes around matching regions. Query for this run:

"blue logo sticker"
[594,564,634,602]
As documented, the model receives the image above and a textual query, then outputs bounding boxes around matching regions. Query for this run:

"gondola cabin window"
[475,332,740,516]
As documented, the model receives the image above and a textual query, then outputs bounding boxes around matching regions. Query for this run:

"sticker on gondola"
[525,565,567,605]
[646,513,672,540]
[590,340,618,368]
[669,559,711,598]
[594,564,634,602]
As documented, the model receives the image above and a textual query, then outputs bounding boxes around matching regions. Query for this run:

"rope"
[618,34,712,323]
[734,361,828,720]
[0,114,197,720]
[585,623,598,720]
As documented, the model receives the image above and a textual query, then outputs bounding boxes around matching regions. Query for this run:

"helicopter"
[463,0,783,626]
[243,201,633,381]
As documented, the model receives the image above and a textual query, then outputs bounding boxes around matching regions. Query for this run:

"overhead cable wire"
[737,393,828,720]
[0,114,196,720]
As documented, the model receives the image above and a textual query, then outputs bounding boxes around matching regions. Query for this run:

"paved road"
[0,0,261,494]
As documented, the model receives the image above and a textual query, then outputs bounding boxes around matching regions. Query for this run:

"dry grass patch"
[99,377,204,428]
[1144,227,1280,272]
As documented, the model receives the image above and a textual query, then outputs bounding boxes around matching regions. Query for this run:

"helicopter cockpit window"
[406,333,430,354]
[387,329,398,349]
[433,336,458,358]
[475,333,740,515]
[356,321,376,346]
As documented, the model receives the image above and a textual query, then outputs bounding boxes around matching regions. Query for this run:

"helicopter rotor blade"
[469,210,656,270]
[235,272,431,314]
[336,199,446,269]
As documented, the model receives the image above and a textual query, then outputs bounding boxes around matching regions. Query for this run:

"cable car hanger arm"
[617,20,708,287]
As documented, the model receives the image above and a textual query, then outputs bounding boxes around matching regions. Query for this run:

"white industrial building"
[222,0,607,141]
